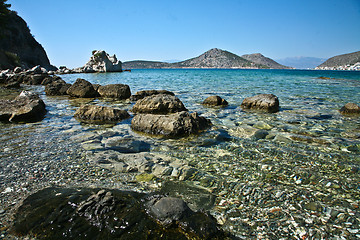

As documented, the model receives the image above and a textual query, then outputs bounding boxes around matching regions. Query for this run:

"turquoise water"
[1,69,360,239]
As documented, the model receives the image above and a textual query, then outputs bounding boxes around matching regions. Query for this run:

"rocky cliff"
[316,51,360,70]
[0,9,55,70]
[241,53,291,69]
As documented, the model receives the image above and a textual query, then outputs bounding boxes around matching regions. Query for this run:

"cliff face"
[0,11,56,70]
[316,51,360,70]
[241,53,291,69]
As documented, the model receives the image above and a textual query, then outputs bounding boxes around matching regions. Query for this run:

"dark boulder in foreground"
[97,84,131,99]
[131,111,211,138]
[241,94,280,113]
[132,94,187,114]
[130,89,175,101]
[202,95,228,107]
[0,91,46,122]
[74,105,130,124]
[339,103,360,115]
[11,187,231,239]
[66,78,97,98]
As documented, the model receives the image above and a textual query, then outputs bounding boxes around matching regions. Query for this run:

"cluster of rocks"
[11,187,231,239]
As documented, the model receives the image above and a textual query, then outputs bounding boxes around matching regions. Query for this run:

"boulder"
[241,93,280,113]
[97,84,131,99]
[11,187,230,239]
[339,103,360,115]
[132,94,187,114]
[0,91,46,122]
[66,78,97,98]
[131,111,211,138]
[130,90,175,101]
[76,50,122,73]
[74,104,130,123]
[202,95,228,106]
[45,80,71,96]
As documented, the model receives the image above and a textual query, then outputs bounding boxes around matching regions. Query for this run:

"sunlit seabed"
[1,69,360,238]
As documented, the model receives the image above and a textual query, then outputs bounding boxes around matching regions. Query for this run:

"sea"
[1,69,360,239]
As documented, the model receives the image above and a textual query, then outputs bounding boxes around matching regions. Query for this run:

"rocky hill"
[0,5,56,70]
[316,51,360,70]
[122,60,170,69]
[123,48,291,69]
[241,53,291,69]
[171,48,266,68]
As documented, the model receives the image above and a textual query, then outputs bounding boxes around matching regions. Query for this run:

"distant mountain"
[275,57,326,69]
[241,53,291,69]
[123,48,290,69]
[316,51,360,70]
[170,48,267,69]
[122,60,170,69]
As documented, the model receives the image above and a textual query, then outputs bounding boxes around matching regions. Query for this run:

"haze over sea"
[1,69,360,238]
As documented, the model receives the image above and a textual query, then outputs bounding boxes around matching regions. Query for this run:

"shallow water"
[1,69,360,239]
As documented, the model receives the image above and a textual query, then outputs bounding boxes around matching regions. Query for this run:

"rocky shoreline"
[1,67,360,239]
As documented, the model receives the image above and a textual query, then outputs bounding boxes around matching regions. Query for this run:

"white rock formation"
[75,50,122,73]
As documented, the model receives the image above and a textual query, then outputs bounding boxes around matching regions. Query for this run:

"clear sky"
[8,0,360,68]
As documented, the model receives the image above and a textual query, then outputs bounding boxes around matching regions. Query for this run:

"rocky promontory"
[73,50,122,73]
[316,51,360,70]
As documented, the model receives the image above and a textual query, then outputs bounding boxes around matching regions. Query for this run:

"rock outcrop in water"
[74,50,122,73]
[132,94,187,114]
[131,111,211,138]
[0,91,46,122]
[97,84,131,99]
[11,187,230,239]
[74,105,130,124]
[202,95,228,107]
[130,89,175,101]
[241,94,280,113]
[339,102,360,115]
[66,78,98,98]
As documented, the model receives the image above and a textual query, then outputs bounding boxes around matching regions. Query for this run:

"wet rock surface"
[0,91,46,122]
[45,79,71,96]
[202,95,228,106]
[241,93,280,113]
[11,187,231,240]
[97,84,131,99]
[66,78,97,98]
[132,94,187,114]
[74,104,130,124]
[130,89,175,101]
[131,111,211,138]
[340,102,360,115]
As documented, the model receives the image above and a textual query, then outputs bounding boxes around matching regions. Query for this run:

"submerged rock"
[132,94,187,114]
[0,91,46,122]
[130,89,175,101]
[74,104,130,124]
[241,93,280,113]
[97,84,131,99]
[339,102,360,115]
[202,95,228,107]
[131,111,211,138]
[66,78,97,98]
[11,187,230,239]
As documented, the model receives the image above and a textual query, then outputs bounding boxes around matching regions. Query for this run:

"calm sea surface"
[1,69,360,238]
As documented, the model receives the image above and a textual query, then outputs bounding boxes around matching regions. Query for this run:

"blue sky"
[8,0,360,68]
